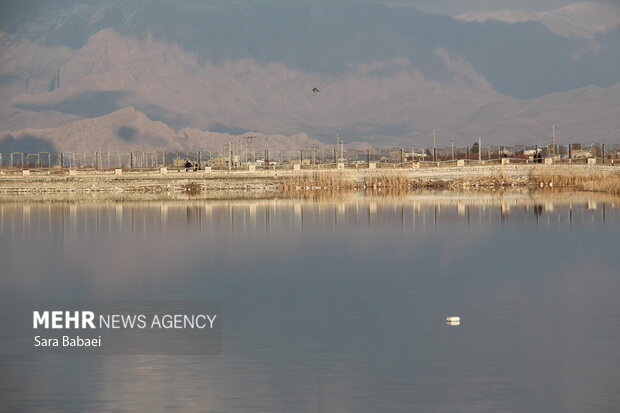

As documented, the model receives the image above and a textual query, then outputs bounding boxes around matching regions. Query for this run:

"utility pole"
[451,139,455,161]
[552,125,556,157]
[433,129,437,162]
[312,144,316,166]
[335,133,339,163]
[478,136,482,162]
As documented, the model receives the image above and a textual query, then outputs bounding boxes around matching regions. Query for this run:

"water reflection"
[1,192,619,412]
[0,193,617,238]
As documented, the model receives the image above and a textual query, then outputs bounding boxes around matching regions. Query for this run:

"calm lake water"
[1,193,619,412]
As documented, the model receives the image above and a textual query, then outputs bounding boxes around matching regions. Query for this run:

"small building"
[571,149,593,159]
[523,148,542,157]
[172,158,191,167]
[211,155,240,167]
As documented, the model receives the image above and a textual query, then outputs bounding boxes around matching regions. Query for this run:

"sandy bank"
[0,165,618,198]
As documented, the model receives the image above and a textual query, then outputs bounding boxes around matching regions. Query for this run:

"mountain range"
[1,0,619,153]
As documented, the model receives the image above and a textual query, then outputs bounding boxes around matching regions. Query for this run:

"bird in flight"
[312,88,320,93]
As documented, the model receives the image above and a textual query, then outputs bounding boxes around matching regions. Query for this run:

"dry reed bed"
[281,170,620,194]
[529,170,620,194]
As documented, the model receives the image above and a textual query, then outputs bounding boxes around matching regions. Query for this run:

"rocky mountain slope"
[1,0,619,151]
[0,107,326,152]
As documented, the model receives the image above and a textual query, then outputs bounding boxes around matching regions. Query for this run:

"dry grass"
[182,181,202,194]
[282,169,620,195]
[283,171,453,194]
[282,172,355,193]
[529,170,620,194]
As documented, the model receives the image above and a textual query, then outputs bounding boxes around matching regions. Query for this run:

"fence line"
[1,143,619,171]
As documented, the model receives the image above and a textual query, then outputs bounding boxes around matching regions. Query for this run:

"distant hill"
[1,0,619,150]
[456,2,620,40]
[0,107,325,153]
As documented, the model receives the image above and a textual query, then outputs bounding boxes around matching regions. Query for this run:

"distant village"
[0,141,618,171]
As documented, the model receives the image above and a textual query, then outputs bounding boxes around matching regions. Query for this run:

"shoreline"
[1,164,619,198]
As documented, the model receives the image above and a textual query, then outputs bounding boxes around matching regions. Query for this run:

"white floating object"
[446,316,461,324]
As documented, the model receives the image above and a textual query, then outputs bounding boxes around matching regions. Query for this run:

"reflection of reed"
[1,191,617,237]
